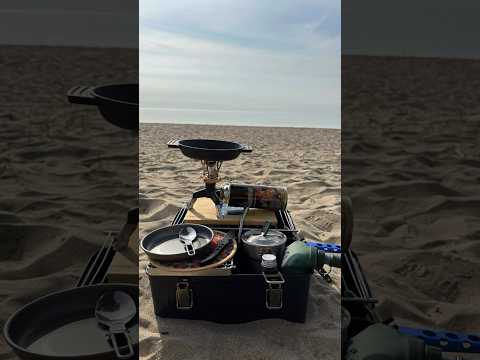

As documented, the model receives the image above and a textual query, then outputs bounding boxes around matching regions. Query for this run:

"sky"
[140,0,341,128]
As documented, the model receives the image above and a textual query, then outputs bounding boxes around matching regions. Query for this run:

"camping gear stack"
[143,139,339,323]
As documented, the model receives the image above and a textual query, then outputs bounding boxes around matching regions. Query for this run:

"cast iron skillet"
[67,84,138,130]
[141,224,214,262]
[4,284,139,360]
[167,139,252,161]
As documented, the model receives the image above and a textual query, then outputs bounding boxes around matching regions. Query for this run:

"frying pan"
[148,231,238,273]
[3,284,139,360]
[141,224,214,262]
[67,84,138,130]
[167,139,252,161]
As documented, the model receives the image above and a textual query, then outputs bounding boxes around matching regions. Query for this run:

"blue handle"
[398,326,480,353]
[305,242,341,253]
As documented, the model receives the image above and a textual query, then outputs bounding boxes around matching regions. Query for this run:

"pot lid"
[242,229,286,247]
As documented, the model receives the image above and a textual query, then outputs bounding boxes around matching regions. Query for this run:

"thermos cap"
[261,254,277,269]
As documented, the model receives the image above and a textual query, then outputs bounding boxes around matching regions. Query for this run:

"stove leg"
[187,197,197,210]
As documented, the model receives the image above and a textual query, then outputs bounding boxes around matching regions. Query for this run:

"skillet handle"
[67,85,97,105]
[126,207,139,225]
[167,139,180,148]
[114,207,139,252]
[240,143,252,152]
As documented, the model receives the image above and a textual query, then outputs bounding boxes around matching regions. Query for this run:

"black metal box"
[146,208,312,323]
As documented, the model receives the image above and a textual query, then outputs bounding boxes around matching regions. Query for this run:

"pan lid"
[242,229,286,247]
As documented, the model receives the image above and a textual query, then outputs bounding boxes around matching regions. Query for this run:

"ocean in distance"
[140,107,340,129]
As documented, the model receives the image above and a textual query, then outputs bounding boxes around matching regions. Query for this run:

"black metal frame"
[172,206,299,237]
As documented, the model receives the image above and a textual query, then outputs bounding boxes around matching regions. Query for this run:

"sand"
[140,124,341,360]
[0,45,137,359]
[342,55,480,349]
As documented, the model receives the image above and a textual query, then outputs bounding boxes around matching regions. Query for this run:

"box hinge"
[176,279,193,310]
[263,271,285,310]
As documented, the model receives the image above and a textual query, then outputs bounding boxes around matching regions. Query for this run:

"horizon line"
[140,121,340,130]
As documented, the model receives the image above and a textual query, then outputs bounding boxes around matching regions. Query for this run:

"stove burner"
[167,139,252,212]
[201,160,222,184]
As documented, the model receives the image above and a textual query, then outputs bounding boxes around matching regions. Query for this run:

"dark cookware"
[67,84,138,130]
[141,224,214,262]
[3,284,139,360]
[167,139,252,161]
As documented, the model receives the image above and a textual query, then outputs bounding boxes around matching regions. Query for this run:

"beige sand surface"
[342,55,480,349]
[0,46,137,359]
[140,124,341,360]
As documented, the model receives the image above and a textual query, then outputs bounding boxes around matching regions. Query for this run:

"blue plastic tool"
[398,326,480,353]
[305,242,341,253]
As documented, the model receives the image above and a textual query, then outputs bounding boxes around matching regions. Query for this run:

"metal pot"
[241,223,287,261]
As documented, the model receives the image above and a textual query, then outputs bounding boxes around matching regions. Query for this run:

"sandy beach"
[342,55,480,340]
[0,45,137,359]
[140,124,341,360]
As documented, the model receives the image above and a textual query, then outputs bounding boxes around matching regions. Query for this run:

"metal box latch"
[176,280,193,310]
[263,271,285,310]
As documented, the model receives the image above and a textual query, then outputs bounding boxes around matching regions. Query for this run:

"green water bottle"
[281,241,341,274]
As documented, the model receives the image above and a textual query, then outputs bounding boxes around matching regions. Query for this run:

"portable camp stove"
[168,139,249,216]
[167,139,288,219]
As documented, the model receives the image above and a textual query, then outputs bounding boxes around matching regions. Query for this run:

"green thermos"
[281,241,341,274]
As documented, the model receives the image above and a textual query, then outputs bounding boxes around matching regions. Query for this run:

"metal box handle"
[263,272,285,310]
[176,280,193,310]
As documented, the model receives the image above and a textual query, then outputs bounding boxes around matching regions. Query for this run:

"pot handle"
[167,139,180,148]
[67,85,97,105]
[261,221,271,235]
[240,143,252,152]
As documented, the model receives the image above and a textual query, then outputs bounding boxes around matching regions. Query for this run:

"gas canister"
[222,183,288,210]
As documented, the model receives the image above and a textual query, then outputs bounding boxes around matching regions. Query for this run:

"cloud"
[140,0,340,128]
